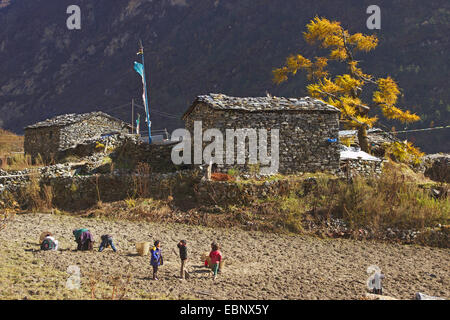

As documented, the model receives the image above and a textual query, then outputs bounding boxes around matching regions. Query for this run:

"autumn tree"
[273,17,420,153]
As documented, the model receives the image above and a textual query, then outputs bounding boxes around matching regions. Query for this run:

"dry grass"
[0,129,23,156]
[0,211,15,233]
[132,162,152,198]
[83,198,173,222]
[331,164,449,231]
[0,129,47,169]
[239,162,449,237]
[2,153,45,170]
[14,175,54,212]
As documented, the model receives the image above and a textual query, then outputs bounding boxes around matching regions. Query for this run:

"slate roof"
[182,93,340,119]
[25,111,131,129]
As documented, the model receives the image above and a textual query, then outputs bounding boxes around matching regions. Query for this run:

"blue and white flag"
[134,61,149,123]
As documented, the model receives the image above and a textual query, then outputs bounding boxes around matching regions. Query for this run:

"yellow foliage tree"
[273,17,421,154]
[384,141,424,166]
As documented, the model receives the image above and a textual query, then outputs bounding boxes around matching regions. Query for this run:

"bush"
[16,175,53,212]
[255,164,448,235]
[331,167,449,231]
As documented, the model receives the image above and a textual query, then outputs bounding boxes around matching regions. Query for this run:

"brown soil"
[0,212,448,300]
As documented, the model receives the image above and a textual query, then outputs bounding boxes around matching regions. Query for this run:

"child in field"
[150,240,163,280]
[209,242,222,281]
[98,234,117,252]
[40,232,59,251]
[177,240,188,280]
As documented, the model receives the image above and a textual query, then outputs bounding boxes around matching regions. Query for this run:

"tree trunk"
[357,126,370,153]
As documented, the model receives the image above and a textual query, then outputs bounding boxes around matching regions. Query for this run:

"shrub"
[331,167,449,231]
[227,168,239,178]
[17,175,53,212]
[132,162,151,198]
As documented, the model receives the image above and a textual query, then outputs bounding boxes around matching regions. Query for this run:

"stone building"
[24,111,131,162]
[182,93,341,174]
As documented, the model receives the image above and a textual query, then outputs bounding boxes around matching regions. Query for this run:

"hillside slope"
[0,0,448,152]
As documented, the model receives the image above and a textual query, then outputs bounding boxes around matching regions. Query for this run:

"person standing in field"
[177,240,188,280]
[150,240,163,280]
[209,242,222,281]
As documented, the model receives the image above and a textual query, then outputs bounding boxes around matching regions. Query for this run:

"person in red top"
[209,242,222,280]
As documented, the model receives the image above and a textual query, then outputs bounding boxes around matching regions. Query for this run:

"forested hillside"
[0,0,448,152]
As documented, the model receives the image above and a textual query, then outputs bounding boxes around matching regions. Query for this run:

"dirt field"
[0,212,448,300]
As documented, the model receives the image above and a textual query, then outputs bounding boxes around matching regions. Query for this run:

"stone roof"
[25,111,131,129]
[182,93,340,119]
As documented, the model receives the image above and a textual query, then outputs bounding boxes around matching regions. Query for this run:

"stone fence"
[1,168,201,211]
[110,137,188,173]
[0,164,73,193]
[338,158,384,179]
[194,179,292,206]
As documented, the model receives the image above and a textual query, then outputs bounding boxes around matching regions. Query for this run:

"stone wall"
[339,158,384,178]
[1,167,200,211]
[184,103,340,174]
[0,164,73,194]
[110,137,186,173]
[44,170,199,210]
[420,153,450,183]
[195,179,292,206]
[59,116,130,150]
[24,126,61,162]
[56,133,138,162]
[24,115,130,162]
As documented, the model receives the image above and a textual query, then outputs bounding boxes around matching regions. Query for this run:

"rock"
[415,292,445,300]
[419,153,450,183]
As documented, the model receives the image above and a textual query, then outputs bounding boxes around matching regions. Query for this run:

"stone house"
[24,111,131,162]
[182,93,341,174]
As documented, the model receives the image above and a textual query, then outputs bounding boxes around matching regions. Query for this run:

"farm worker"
[73,228,88,242]
[177,240,188,279]
[41,233,59,251]
[98,234,117,252]
[150,240,163,280]
[209,242,222,281]
[73,228,94,251]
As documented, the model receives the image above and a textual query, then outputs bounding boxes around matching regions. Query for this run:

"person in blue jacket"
[150,240,163,280]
